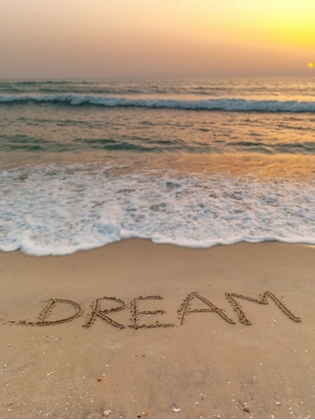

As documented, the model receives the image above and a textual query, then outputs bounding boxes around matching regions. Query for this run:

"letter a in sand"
[178,292,236,326]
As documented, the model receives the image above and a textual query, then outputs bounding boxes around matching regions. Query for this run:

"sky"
[0,0,314,79]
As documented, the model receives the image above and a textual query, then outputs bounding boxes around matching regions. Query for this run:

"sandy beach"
[0,240,314,418]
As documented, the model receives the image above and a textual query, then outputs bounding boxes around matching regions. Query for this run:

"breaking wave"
[1,95,315,112]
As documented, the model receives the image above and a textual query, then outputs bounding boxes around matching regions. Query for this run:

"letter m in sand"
[225,291,302,326]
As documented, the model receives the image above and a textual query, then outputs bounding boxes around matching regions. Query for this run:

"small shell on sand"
[173,408,181,413]
[102,410,113,417]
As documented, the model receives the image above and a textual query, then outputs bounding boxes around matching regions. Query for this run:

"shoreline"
[3,236,315,259]
[1,240,315,418]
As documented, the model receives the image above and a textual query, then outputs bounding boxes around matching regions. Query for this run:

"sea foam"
[1,164,315,255]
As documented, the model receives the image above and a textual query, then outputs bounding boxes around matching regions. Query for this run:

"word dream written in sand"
[4,291,302,330]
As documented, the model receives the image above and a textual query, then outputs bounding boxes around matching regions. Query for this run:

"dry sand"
[0,240,315,419]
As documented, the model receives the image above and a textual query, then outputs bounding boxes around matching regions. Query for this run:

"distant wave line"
[1,94,315,112]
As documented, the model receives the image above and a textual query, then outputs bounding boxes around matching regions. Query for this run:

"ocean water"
[1,78,315,255]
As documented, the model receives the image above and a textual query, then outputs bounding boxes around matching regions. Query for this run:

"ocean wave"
[1,164,315,255]
[1,94,315,112]
[2,133,315,154]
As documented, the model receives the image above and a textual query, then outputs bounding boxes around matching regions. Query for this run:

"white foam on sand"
[1,163,315,255]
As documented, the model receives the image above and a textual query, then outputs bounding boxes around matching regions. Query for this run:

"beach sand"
[0,240,315,419]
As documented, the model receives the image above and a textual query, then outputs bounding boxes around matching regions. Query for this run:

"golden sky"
[0,0,314,78]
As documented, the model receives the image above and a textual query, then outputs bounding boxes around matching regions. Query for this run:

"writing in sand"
[5,291,302,330]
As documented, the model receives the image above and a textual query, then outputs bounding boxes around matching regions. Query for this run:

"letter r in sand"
[83,296,127,329]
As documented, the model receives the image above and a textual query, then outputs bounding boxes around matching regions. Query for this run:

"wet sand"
[0,240,315,419]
